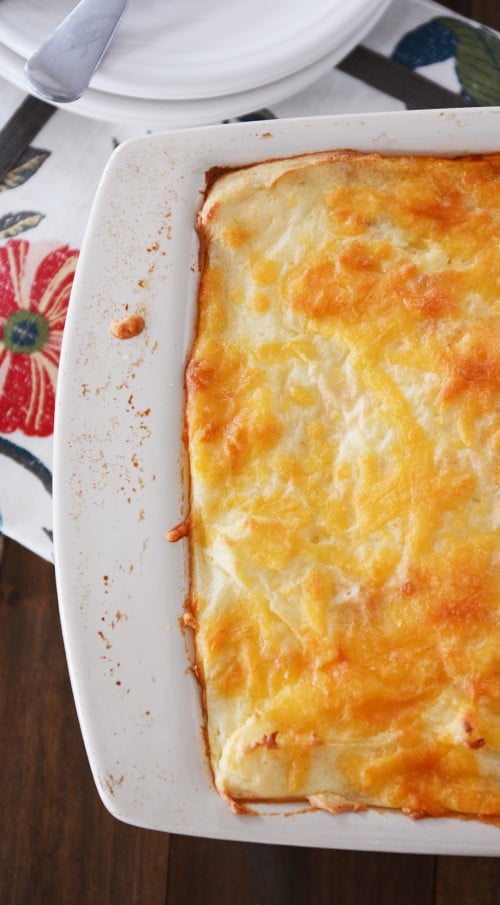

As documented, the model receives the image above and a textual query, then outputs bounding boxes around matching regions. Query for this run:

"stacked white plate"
[0,0,393,125]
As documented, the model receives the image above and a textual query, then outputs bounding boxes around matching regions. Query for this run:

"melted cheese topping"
[185,150,500,820]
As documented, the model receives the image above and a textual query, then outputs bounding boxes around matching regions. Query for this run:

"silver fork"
[24,0,129,103]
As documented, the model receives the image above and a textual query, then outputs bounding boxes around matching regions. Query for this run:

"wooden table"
[1,1,499,900]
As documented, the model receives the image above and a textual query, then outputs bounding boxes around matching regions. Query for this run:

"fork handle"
[24,0,129,104]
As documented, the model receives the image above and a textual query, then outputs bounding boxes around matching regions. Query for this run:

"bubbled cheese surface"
[185,150,500,818]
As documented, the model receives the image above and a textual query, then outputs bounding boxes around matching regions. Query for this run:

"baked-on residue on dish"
[109,312,145,339]
[180,149,500,821]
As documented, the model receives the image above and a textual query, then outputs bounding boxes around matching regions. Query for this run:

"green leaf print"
[435,17,500,105]
[0,211,45,239]
[0,147,51,193]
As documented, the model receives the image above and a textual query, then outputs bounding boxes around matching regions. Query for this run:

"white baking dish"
[53,107,500,854]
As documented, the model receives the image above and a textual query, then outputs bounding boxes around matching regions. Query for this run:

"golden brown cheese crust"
[185,149,500,820]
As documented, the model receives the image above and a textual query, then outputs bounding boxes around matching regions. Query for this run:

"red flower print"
[0,239,78,436]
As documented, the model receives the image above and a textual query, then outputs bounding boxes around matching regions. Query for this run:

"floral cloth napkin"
[0,0,498,562]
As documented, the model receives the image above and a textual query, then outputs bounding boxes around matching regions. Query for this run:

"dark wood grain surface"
[1,2,499,901]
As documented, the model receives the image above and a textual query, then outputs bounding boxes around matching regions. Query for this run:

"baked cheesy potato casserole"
[181,149,500,821]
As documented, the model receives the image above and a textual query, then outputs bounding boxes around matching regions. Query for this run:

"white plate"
[0,0,390,126]
[54,107,500,854]
[0,0,388,100]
